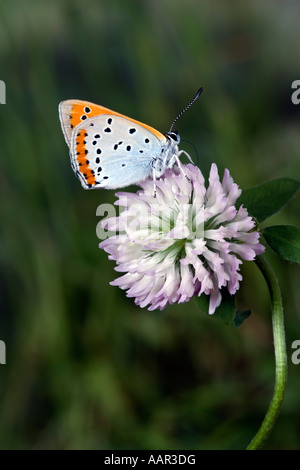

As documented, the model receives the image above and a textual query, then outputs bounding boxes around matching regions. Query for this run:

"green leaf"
[237,178,300,223]
[197,289,250,327]
[263,225,300,263]
[234,310,252,328]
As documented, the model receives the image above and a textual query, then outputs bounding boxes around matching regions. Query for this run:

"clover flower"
[99,164,265,314]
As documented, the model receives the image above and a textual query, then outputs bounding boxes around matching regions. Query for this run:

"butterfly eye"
[166,130,180,143]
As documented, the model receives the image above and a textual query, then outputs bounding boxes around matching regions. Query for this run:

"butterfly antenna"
[181,138,199,166]
[169,87,204,132]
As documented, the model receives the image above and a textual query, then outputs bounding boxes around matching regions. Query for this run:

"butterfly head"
[165,129,180,145]
[151,129,180,178]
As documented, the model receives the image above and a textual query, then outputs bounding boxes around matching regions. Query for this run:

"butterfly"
[59,88,203,192]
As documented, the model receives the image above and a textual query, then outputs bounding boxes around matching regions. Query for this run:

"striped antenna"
[169,87,203,132]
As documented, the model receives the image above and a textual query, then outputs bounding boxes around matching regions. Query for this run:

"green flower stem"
[246,254,287,450]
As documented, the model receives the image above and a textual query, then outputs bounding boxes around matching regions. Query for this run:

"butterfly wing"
[59,99,165,147]
[70,114,167,189]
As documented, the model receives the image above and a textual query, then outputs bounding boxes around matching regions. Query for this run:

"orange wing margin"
[59,99,165,146]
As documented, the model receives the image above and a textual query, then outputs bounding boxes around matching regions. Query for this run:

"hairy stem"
[246,254,287,450]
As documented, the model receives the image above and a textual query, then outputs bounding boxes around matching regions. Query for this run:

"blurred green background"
[0,0,300,450]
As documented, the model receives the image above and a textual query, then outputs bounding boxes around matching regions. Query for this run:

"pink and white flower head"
[100,164,265,314]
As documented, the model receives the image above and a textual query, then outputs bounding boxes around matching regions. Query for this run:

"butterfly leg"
[173,153,191,182]
[177,150,194,164]
[152,167,157,198]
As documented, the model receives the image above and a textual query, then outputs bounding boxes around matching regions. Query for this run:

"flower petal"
[99,163,265,314]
